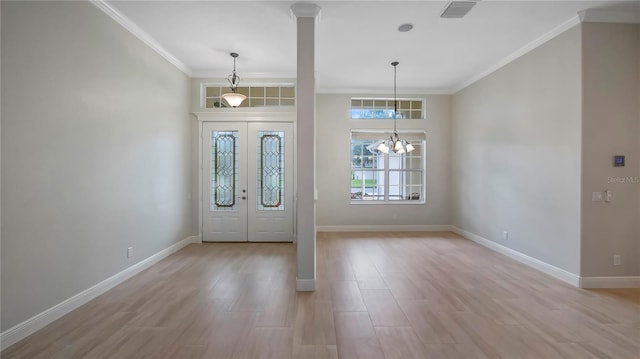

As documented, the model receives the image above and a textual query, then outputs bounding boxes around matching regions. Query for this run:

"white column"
[291,3,320,291]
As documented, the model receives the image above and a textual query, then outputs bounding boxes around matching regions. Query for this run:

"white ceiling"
[106,0,640,93]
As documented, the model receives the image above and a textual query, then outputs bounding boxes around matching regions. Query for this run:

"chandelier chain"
[392,61,398,133]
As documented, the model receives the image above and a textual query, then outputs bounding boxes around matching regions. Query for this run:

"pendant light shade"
[221,92,246,108]
[221,52,247,108]
[374,61,415,155]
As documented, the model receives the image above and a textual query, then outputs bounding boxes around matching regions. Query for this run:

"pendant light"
[375,61,415,155]
[221,52,247,108]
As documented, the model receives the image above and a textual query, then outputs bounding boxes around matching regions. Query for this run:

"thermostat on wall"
[613,155,625,167]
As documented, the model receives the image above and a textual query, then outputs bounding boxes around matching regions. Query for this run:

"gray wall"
[451,26,583,275]
[580,23,640,277]
[316,94,451,226]
[1,1,192,331]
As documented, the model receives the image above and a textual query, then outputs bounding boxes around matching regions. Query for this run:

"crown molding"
[451,14,581,94]
[191,71,297,79]
[91,0,192,76]
[579,9,640,24]
[290,3,321,18]
[316,87,453,95]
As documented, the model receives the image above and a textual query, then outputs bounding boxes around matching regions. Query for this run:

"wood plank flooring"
[3,231,639,358]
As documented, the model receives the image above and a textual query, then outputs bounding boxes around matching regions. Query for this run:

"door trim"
[194,112,296,244]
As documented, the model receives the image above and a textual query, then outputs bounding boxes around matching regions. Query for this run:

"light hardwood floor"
[3,232,639,358]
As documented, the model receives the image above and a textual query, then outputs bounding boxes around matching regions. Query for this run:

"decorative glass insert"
[211,131,239,211]
[351,98,424,119]
[204,85,295,108]
[257,131,285,211]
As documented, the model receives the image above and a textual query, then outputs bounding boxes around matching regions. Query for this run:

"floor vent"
[441,1,478,18]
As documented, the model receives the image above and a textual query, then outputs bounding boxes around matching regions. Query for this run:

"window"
[351,98,424,119]
[257,131,285,211]
[211,130,239,211]
[203,85,295,108]
[350,131,425,203]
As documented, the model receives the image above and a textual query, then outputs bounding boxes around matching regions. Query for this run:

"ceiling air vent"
[440,1,477,18]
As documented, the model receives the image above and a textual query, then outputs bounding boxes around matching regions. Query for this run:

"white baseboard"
[450,226,581,287]
[580,276,640,288]
[0,235,197,351]
[296,278,316,291]
[317,225,452,232]
[191,233,203,244]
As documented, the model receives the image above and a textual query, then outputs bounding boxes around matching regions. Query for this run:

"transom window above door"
[202,85,295,109]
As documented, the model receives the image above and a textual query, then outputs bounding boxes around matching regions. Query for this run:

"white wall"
[190,115,199,236]
[1,1,192,331]
[580,23,640,277]
[316,94,451,226]
[451,26,583,275]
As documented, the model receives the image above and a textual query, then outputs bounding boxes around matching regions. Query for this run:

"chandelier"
[374,61,414,154]
[221,52,247,108]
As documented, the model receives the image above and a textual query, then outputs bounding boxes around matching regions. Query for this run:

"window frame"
[350,130,426,205]
[350,97,425,120]
[200,83,296,109]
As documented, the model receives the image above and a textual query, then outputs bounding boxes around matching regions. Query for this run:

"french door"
[202,122,294,242]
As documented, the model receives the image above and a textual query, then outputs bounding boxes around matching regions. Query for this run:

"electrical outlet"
[127,247,133,258]
[502,231,509,240]
[604,190,613,203]
[613,255,621,266]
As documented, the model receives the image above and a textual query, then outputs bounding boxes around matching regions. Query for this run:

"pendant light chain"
[221,52,247,108]
[231,56,236,92]
[229,53,240,93]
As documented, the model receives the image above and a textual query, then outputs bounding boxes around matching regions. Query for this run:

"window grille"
[351,98,424,119]
[204,85,295,108]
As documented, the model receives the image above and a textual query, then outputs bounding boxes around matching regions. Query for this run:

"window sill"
[350,200,426,205]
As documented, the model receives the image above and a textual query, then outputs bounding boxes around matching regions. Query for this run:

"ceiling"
[106,0,640,94]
